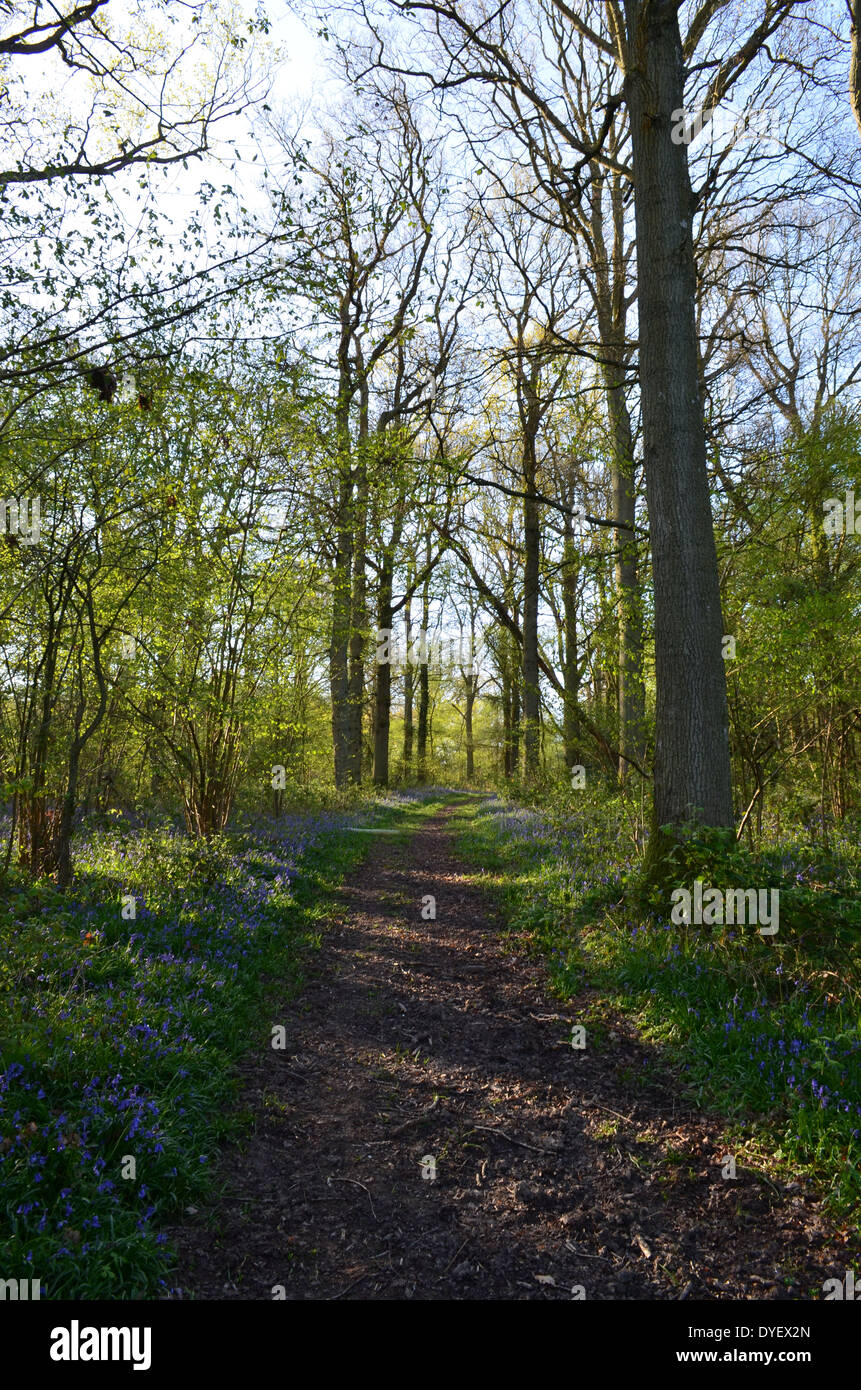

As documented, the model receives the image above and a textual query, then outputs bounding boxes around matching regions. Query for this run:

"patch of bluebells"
[612,919,861,1144]
[0,801,379,1296]
[378,786,465,804]
[470,797,861,1207]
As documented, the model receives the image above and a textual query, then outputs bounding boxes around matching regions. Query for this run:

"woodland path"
[169,805,855,1300]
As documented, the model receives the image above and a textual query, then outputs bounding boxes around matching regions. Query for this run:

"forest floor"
[168,802,858,1300]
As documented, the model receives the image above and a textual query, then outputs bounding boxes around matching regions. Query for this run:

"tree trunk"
[372,568,394,788]
[521,407,541,783]
[851,0,861,138]
[330,465,353,787]
[605,374,645,781]
[561,519,581,771]
[17,631,61,876]
[591,168,647,783]
[417,661,429,783]
[346,447,368,785]
[465,672,476,780]
[416,577,430,782]
[57,598,110,889]
[402,595,414,776]
[624,0,733,845]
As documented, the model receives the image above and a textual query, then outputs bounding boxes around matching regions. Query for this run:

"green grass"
[452,790,861,1219]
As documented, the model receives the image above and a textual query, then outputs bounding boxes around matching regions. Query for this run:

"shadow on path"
[169,807,856,1300]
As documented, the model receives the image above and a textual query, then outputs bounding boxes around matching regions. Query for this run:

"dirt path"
[169,806,856,1300]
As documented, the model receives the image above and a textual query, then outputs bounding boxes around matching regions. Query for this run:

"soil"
[167,804,858,1300]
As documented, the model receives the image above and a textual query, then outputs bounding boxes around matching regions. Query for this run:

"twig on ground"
[583,1097,636,1123]
[327,1272,371,1301]
[327,1176,378,1220]
[467,1125,556,1154]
